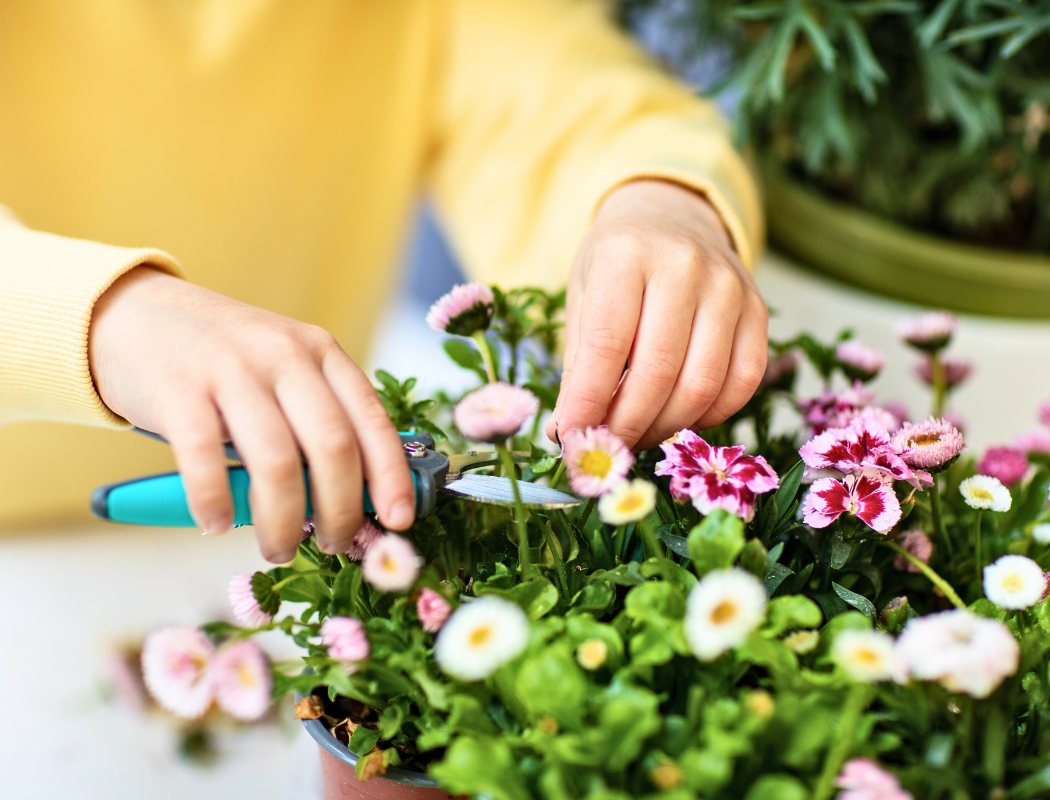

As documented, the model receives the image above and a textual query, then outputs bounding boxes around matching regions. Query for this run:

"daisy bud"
[362,533,422,593]
[836,758,913,800]
[683,568,767,661]
[1032,524,1050,544]
[453,382,539,442]
[783,629,819,654]
[228,572,278,628]
[597,479,657,525]
[320,616,371,665]
[959,475,1012,512]
[897,311,956,353]
[892,530,932,574]
[983,555,1047,609]
[744,689,775,720]
[346,518,384,561]
[832,629,895,683]
[915,354,972,389]
[435,596,530,681]
[416,588,452,633]
[975,447,1029,489]
[835,341,885,382]
[576,638,609,671]
[878,597,913,635]
[892,418,964,470]
[141,625,215,720]
[561,426,634,497]
[425,282,495,336]
[212,640,272,722]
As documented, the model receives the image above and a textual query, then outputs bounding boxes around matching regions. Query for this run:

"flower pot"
[763,163,1050,319]
[301,716,449,800]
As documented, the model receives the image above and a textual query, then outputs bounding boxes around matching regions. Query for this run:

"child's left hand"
[546,179,768,451]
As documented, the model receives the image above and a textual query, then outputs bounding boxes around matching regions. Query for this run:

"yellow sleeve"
[0,208,184,427]
[425,0,763,289]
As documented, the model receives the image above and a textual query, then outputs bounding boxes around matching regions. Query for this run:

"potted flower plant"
[618,0,1050,317]
[138,283,1050,800]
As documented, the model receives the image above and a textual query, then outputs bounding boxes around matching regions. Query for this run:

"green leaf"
[330,563,363,618]
[739,538,769,578]
[773,461,804,522]
[765,595,823,636]
[624,580,686,621]
[377,704,405,740]
[1010,764,1050,800]
[348,726,381,757]
[477,577,559,621]
[658,527,691,558]
[744,775,808,800]
[570,579,615,615]
[832,582,877,621]
[447,695,497,736]
[516,645,589,728]
[429,737,531,800]
[765,562,795,596]
[442,339,487,381]
[688,511,745,576]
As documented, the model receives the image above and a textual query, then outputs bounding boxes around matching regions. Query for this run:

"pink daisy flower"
[893,529,933,573]
[561,426,634,497]
[836,758,913,800]
[425,282,495,336]
[915,355,973,389]
[1040,400,1050,428]
[141,625,215,720]
[362,533,422,593]
[655,429,779,522]
[896,311,956,352]
[212,640,272,722]
[1016,427,1050,455]
[228,573,274,628]
[416,588,453,633]
[454,382,538,442]
[799,417,931,489]
[835,341,885,382]
[802,469,902,534]
[346,518,384,561]
[975,446,1029,489]
[320,616,371,666]
[892,418,964,470]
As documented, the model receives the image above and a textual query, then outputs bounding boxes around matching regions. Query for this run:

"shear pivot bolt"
[403,442,427,458]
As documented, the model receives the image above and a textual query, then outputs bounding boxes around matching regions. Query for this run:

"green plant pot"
[763,165,1050,318]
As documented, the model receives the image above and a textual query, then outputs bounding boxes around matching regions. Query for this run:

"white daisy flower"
[1032,524,1050,544]
[832,629,895,683]
[683,568,767,661]
[959,475,1012,512]
[598,479,657,525]
[983,555,1047,609]
[435,596,529,681]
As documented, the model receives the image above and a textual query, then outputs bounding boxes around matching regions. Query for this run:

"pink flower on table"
[799,417,931,489]
[416,588,452,633]
[212,640,272,722]
[802,470,902,534]
[975,446,1029,489]
[454,382,538,442]
[1015,427,1050,455]
[915,354,972,389]
[561,426,634,497]
[346,518,384,561]
[835,340,885,381]
[362,533,422,592]
[836,758,913,800]
[892,418,964,470]
[321,616,371,666]
[655,429,779,522]
[141,625,215,719]
[228,573,274,628]
[893,529,933,573]
[897,311,956,352]
[425,282,495,336]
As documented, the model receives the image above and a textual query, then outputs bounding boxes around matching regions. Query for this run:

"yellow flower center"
[469,625,493,647]
[1003,574,1024,593]
[237,663,257,687]
[381,554,397,573]
[910,433,942,446]
[617,493,644,513]
[852,647,880,666]
[971,488,994,503]
[580,450,612,478]
[711,600,738,624]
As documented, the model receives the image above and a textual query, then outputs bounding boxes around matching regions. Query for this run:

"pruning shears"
[91,429,579,527]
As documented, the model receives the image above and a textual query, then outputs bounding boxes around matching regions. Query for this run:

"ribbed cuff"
[0,223,185,427]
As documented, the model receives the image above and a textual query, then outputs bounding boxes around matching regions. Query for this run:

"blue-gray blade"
[441,474,580,509]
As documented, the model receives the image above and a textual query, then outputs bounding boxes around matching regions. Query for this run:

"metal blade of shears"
[441,473,579,509]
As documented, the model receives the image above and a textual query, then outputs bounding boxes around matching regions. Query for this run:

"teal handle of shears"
[93,467,419,527]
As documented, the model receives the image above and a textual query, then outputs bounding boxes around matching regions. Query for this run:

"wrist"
[596,179,734,251]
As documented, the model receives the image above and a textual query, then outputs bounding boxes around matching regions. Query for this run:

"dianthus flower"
[802,469,901,534]
[799,417,931,488]
[799,383,875,433]
[896,311,956,352]
[560,426,633,497]
[655,429,778,522]
[975,446,1029,489]
[425,282,495,336]
[835,340,885,382]
[454,382,538,442]
[892,418,964,470]
[915,355,972,389]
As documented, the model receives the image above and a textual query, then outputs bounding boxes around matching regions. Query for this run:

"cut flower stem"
[884,540,966,609]
[497,443,532,576]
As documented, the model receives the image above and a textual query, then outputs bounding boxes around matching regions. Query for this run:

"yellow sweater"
[0,0,761,528]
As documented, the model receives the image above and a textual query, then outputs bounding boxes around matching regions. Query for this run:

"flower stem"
[812,684,875,800]
[928,479,952,558]
[272,568,337,592]
[549,460,567,490]
[639,515,664,559]
[884,541,966,609]
[931,352,947,417]
[579,497,597,529]
[472,331,498,383]
[336,553,351,569]
[497,444,531,577]
[974,509,984,587]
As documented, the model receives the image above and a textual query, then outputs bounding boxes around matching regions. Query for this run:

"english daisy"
[1015,428,1050,456]
[362,533,423,592]
[983,555,1047,609]
[453,382,539,442]
[560,426,634,497]
[425,282,495,336]
[576,638,609,670]
[1032,524,1050,544]
[434,596,530,681]
[416,588,453,633]
[346,518,384,561]
[683,568,767,661]
[836,758,914,800]
[959,475,1012,512]
[975,447,1029,489]
[892,418,964,470]
[896,311,956,352]
[212,640,272,722]
[892,529,932,574]
[228,572,276,628]
[320,616,371,665]
[141,625,215,719]
[597,479,657,525]
[835,340,885,382]
[832,629,895,683]
[801,470,902,534]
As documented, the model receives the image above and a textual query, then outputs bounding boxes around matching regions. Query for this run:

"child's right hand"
[88,267,416,563]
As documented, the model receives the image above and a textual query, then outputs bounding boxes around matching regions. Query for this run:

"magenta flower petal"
[915,355,973,389]
[802,471,901,533]
[894,529,933,573]
[346,518,384,561]
[801,477,852,529]
[800,417,928,488]
[975,446,1029,489]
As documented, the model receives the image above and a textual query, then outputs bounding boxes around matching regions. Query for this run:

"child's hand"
[547,179,767,451]
[89,268,416,563]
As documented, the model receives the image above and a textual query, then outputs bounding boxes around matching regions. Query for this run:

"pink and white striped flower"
[802,470,902,533]
[655,430,779,522]
[212,640,272,722]
[975,446,1029,489]
[836,758,913,800]
[454,382,539,442]
[835,341,885,381]
[416,588,453,633]
[561,426,634,498]
[320,616,371,666]
[425,282,495,336]
[141,625,215,720]
[799,417,931,489]
[346,518,384,561]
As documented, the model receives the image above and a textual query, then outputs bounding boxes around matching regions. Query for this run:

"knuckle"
[317,426,358,463]
[585,324,630,364]
[637,348,681,386]
[594,229,652,266]
[733,358,768,394]
[678,371,722,412]
[254,453,303,487]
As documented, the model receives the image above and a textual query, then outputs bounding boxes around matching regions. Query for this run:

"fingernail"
[319,538,354,556]
[388,499,415,530]
[202,523,234,537]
